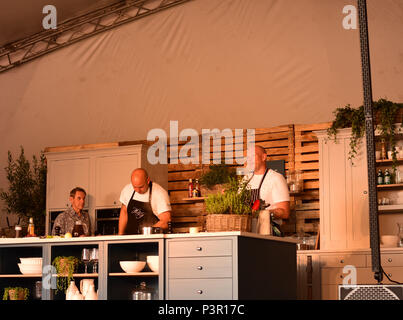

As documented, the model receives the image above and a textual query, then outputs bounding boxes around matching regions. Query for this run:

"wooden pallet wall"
[167,125,295,233]
[293,122,331,235]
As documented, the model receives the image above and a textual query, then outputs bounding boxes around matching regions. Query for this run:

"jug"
[397,223,403,247]
[84,284,98,300]
[66,281,79,300]
[80,279,95,298]
[257,210,272,235]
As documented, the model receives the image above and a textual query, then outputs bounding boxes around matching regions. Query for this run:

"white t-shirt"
[246,169,290,209]
[119,182,171,217]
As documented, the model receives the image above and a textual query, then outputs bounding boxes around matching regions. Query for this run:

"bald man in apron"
[118,168,171,234]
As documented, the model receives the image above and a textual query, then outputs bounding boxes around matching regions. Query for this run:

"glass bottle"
[384,169,391,185]
[377,169,384,185]
[195,179,200,197]
[188,179,193,198]
[27,218,36,237]
[72,220,84,237]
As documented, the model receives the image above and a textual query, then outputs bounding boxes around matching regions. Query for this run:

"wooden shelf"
[377,184,403,189]
[0,274,42,278]
[109,272,158,277]
[378,205,403,212]
[52,273,98,277]
[182,197,206,201]
[376,158,403,164]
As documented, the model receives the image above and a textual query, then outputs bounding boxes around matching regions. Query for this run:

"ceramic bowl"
[19,257,43,265]
[18,263,42,274]
[119,261,146,273]
[146,256,159,273]
[381,235,399,247]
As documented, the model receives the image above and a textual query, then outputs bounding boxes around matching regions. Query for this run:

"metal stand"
[0,0,193,73]
[357,0,382,283]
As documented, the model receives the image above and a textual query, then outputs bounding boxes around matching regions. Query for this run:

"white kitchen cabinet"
[316,129,370,250]
[47,157,91,209]
[45,144,167,235]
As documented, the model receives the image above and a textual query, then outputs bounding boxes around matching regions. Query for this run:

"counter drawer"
[366,253,403,267]
[167,239,232,257]
[168,256,233,279]
[167,278,233,300]
[319,254,367,268]
[321,267,377,285]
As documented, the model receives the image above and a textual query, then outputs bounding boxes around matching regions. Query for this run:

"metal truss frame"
[0,0,193,73]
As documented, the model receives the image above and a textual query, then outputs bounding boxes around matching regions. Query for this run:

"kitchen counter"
[0,231,300,244]
[0,231,297,300]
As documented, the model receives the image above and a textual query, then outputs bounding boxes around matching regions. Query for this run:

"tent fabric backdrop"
[0,0,402,226]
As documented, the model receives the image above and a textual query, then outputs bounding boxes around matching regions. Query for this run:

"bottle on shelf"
[27,217,36,237]
[195,179,200,197]
[188,179,194,198]
[377,169,384,185]
[381,139,387,160]
[384,169,391,184]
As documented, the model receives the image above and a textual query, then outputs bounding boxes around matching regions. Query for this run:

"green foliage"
[0,146,47,230]
[204,177,252,215]
[199,163,237,189]
[3,287,29,300]
[327,99,403,169]
[52,256,80,293]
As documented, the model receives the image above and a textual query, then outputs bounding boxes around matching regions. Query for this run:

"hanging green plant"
[327,99,403,169]
[52,256,80,293]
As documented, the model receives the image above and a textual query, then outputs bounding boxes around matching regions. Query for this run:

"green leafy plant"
[327,99,403,169]
[204,177,252,215]
[0,146,47,234]
[52,256,80,293]
[3,287,29,300]
[199,163,237,189]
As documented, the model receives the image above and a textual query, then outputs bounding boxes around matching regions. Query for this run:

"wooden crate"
[293,122,331,235]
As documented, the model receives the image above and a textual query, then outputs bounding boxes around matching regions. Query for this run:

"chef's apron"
[125,182,160,235]
[249,168,282,237]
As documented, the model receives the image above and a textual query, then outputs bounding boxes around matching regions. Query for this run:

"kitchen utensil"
[119,261,146,273]
[146,256,159,273]
[90,248,99,273]
[131,282,154,300]
[19,257,43,265]
[81,248,91,273]
[18,263,42,274]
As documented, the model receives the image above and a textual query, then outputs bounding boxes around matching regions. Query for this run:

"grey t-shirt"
[52,207,91,236]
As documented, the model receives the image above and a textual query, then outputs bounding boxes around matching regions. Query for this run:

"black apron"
[249,169,282,237]
[125,182,160,235]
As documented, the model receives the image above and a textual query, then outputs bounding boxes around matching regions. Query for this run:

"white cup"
[189,227,199,234]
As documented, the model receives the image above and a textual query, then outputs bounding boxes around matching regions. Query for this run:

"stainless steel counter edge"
[0,231,300,245]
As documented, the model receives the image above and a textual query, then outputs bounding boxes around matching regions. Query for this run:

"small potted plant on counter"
[199,163,237,196]
[204,177,252,232]
[3,287,29,300]
[52,256,80,293]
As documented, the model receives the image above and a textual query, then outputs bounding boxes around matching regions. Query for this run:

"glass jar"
[131,282,154,300]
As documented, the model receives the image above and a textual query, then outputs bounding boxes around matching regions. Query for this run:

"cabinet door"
[47,158,90,209]
[94,153,141,207]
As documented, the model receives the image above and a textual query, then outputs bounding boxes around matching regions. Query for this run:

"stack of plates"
[18,257,42,274]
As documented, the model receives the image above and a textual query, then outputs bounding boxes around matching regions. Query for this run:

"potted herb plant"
[204,177,252,232]
[199,163,237,196]
[52,256,80,293]
[3,287,29,300]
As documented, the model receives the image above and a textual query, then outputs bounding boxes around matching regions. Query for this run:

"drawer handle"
[196,247,202,251]
[197,266,203,270]
[197,290,203,294]
[388,258,392,262]
[388,273,392,277]
[340,259,344,264]
[340,275,344,279]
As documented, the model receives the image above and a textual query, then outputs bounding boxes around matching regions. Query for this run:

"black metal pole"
[357,0,382,283]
